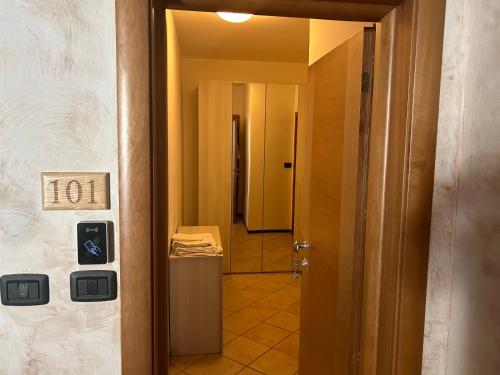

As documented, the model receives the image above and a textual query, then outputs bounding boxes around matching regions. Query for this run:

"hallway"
[231,217,294,273]
[170,273,300,374]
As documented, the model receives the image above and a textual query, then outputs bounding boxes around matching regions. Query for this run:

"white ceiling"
[172,10,309,63]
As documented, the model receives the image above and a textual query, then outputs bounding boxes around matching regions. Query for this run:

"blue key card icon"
[84,240,102,256]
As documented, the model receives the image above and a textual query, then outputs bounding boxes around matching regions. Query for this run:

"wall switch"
[70,270,117,302]
[0,274,49,306]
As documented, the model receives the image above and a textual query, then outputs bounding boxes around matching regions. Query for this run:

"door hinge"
[356,352,361,363]
[361,72,371,92]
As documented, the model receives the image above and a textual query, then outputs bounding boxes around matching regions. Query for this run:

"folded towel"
[174,247,222,257]
[171,232,222,257]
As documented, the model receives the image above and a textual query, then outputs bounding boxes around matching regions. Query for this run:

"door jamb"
[115,0,153,374]
[115,0,446,374]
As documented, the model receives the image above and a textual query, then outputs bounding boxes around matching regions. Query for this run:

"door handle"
[293,258,309,280]
[293,241,311,252]
[292,241,311,279]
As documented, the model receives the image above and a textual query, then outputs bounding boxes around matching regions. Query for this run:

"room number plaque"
[41,172,110,210]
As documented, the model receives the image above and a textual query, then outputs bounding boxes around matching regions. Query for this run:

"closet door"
[262,84,297,271]
[198,80,233,272]
[230,83,266,273]
[228,82,298,273]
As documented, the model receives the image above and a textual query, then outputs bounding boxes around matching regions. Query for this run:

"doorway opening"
[165,9,375,374]
[115,0,446,374]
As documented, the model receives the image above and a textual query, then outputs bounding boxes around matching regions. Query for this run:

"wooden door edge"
[351,26,377,374]
[116,0,153,374]
[394,0,446,372]
[152,2,170,375]
[360,0,446,373]
[359,15,396,375]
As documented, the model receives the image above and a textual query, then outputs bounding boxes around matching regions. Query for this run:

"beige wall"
[0,1,120,373]
[309,20,373,65]
[182,58,307,225]
[167,10,183,243]
[423,0,500,374]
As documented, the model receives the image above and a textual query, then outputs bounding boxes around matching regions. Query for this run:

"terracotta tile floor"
[170,273,301,375]
[230,218,295,273]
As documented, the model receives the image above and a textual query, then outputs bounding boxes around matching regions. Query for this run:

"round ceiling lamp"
[216,12,253,23]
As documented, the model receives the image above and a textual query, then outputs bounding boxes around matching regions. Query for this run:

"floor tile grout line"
[225,282,299,312]
[221,346,271,369]
[226,301,299,318]
[224,307,287,336]
[244,341,278,371]
[178,274,300,374]
[224,281,294,299]
[245,340,298,374]
[173,353,209,373]
[235,365,267,375]
[223,306,299,371]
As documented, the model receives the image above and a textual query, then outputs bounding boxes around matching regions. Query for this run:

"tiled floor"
[170,273,301,375]
[231,217,295,273]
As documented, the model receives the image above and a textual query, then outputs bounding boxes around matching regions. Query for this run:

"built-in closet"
[198,80,298,273]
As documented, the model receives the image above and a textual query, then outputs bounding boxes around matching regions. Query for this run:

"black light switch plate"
[77,221,113,264]
[0,274,49,306]
[70,270,117,302]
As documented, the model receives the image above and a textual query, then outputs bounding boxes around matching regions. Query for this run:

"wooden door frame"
[115,0,446,374]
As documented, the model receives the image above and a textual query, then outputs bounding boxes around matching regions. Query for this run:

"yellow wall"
[262,84,297,230]
[167,10,183,242]
[232,83,246,215]
[232,83,246,120]
[182,58,307,224]
[243,83,266,231]
[309,20,373,65]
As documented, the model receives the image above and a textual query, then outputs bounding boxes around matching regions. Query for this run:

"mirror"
[231,82,298,273]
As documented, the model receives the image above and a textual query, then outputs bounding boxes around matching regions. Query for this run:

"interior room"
[8,0,485,374]
[166,9,373,374]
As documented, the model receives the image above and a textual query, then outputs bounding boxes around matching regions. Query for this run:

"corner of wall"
[422,0,468,373]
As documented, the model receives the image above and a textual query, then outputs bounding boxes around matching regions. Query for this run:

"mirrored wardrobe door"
[230,83,265,272]
[261,84,298,272]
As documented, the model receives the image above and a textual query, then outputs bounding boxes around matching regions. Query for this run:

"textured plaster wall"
[0,1,120,374]
[423,0,500,374]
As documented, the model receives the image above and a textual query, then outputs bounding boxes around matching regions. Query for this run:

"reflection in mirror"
[231,83,264,272]
[262,84,297,271]
[230,82,298,273]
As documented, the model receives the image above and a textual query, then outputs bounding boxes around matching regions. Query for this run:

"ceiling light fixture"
[217,12,253,23]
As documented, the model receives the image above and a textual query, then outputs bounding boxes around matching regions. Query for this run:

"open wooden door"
[298,28,375,374]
